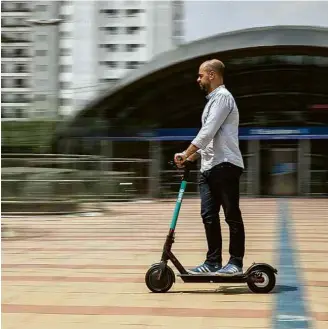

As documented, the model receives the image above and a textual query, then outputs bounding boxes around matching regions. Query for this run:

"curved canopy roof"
[99,25,328,97]
[64,25,328,137]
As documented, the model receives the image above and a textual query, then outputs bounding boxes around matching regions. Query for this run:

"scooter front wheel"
[145,263,175,293]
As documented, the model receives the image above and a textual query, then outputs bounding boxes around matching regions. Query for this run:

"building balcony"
[100,15,143,27]
[1,57,32,62]
[1,26,30,32]
[1,42,32,48]
[1,87,31,93]
[1,33,32,43]
[1,72,32,77]
[1,8,32,17]
[1,11,31,17]
[101,50,145,61]
[2,53,31,58]
[1,101,31,106]
[1,5,31,13]
[99,31,146,43]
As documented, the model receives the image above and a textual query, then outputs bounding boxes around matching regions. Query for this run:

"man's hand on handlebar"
[174,152,187,168]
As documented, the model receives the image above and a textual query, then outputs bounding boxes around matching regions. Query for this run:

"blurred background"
[1,0,328,215]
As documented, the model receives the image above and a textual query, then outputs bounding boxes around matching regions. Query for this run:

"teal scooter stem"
[157,161,192,277]
[170,179,187,230]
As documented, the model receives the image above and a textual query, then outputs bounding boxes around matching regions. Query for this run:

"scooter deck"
[178,273,248,283]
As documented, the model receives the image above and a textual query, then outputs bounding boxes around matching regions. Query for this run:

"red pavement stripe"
[1,264,147,269]
[315,312,328,321]
[1,238,283,243]
[2,264,328,273]
[2,247,327,254]
[3,238,326,243]
[1,275,145,283]
[1,228,278,232]
[1,304,271,318]
[2,275,328,287]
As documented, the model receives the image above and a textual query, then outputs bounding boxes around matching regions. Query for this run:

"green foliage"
[1,120,58,152]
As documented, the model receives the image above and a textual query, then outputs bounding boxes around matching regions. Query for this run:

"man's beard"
[199,83,209,95]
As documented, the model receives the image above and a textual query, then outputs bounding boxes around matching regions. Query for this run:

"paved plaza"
[1,198,328,329]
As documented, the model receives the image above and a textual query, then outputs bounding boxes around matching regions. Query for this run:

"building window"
[16,108,24,118]
[60,81,70,89]
[100,9,119,17]
[17,2,29,11]
[36,4,47,11]
[59,14,71,20]
[126,61,141,69]
[59,31,71,38]
[60,48,71,56]
[2,108,15,118]
[15,79,25,87]
[104,26,119,35]
[36,64,47,71]
[59,98,71,106]
[35,94,47,101]
[38,79,48,86]
[126,9,144,16]
[16,64,27,73]
[38,34,47,41]
[60,65,71,72]
[126,26,142,34]
[101,61,119,68]
[35,49,47,56]
[1,107,7,118]
[17,94,29,103]
[15,49,27,57]
[125,44,141,52]
[101,44,119,52]
[1,93,11,102]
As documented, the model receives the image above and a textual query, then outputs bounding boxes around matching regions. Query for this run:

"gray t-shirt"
[192,85,244,172]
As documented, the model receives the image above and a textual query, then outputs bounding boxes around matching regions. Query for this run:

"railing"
[309,170,328,195]
[1,154,153,203]
[159,168,249,198]
[2,154,326,209]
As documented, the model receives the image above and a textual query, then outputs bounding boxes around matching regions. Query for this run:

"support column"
[246,140,260,196]
[298,139,311,196]
[148,140,161,199]
[101,139,113,198]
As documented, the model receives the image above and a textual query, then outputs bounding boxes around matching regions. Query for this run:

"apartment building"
[1,1,184,120]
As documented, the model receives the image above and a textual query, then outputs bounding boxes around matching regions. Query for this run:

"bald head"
[200,59,225,77]
[197,59,225,94]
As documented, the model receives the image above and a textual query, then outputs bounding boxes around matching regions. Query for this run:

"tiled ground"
[1,198,327,329]
[289,199,328,329]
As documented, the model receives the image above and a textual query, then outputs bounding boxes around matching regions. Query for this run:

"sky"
[184,1,328,42]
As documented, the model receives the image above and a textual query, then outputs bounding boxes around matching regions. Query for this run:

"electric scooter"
[145,160,277,293]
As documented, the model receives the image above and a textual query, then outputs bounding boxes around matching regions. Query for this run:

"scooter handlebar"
[168,160,194,180]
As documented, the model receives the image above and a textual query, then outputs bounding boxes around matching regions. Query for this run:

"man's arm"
[191,94,231,151]
[183,143,200,159]
[187,151,200,162]
[181,94,231,159]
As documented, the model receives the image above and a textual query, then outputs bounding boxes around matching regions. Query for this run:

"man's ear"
[209,71,215,80]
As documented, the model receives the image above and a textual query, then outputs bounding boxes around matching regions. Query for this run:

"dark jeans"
[199,162,245,268]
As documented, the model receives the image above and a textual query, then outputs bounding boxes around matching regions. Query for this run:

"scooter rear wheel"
[247,265,276,293]
[145,263,175,293]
